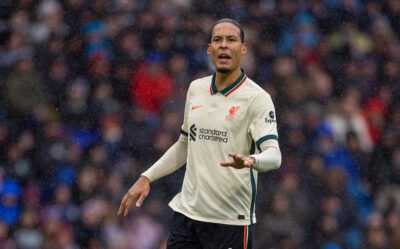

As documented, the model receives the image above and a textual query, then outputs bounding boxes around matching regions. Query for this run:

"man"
[118,18,282,249]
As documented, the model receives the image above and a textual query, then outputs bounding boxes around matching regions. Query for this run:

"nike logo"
[191,105,201,110]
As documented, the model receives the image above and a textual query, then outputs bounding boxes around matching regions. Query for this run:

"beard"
[216,67,232,73]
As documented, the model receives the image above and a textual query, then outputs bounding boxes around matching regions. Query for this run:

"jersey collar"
[210,69,247,97]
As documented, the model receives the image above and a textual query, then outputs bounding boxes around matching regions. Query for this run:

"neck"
[214,67,242,91]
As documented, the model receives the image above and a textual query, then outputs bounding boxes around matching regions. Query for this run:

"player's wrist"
[139,174,151,184]
[248,156,256,166]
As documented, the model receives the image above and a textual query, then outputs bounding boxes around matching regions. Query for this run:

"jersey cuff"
[256,135,278,151]
[180,129,188,136]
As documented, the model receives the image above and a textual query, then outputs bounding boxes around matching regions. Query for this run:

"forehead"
[211,22,241,38]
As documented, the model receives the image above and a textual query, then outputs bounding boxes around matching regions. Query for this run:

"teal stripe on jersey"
[249,140,256,225]
[180,129,188,136]
[249,168,256,225]
[250,140,255,154]
[256,135,278,151]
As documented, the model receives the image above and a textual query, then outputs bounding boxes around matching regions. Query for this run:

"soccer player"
[118,18,282,249]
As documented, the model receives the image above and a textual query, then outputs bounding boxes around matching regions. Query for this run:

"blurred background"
[0,0,400,248]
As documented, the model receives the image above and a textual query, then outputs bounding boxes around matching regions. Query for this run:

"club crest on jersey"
[225,106,239,121]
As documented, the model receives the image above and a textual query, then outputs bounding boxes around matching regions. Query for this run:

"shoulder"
[243,77,272,99]
[188,75,213,92]
[243,77,275,112]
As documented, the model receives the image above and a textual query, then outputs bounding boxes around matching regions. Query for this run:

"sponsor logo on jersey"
[190,124,197,141]
[225,106,240,121]
[269,111,274,119]
[265,111,276,124]
[189,124,228,143]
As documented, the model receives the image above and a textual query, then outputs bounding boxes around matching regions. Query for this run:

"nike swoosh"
[191,105,201,110]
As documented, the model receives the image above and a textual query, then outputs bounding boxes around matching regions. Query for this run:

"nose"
[220,38,228,48]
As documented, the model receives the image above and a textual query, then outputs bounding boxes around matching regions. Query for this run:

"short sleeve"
[248,92,279,151]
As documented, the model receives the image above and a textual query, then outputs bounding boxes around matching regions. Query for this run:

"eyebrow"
[212,35,239,39]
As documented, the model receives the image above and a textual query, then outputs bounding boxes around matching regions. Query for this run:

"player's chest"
[187,94,249,130]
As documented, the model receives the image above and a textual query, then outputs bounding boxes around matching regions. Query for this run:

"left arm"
[220,91,281,171]
[220,143,281,172]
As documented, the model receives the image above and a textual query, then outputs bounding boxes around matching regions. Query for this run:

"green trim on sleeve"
[256,135,278,151]
[180,129,188,136]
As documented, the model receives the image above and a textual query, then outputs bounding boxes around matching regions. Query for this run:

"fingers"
[118,193,136,216]
[118,176,151,216]
[221,153,243,169]
[117,195,127,215]
[124,197,134,216]
[136,191,148,207]
[117,186,140,216]
[229,153,245,162]
[220,161,235,167]
[221,154,254,169]
[228,153,237,158]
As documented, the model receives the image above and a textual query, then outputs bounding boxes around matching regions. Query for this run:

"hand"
[118,176,150,216]
[220,153,256,169]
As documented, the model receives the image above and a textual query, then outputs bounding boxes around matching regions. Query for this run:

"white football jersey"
[169,70,279,225]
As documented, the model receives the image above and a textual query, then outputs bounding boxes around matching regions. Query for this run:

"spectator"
[257,191,303,248]
[13,209,43,249]
[0,220,16,249]
[3,55,52,119]
[0,178,21,226]
[129,51,174,119]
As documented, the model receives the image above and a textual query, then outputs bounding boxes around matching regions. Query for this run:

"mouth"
[217,54,231,63]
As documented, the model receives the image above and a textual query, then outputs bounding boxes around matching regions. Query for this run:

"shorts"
[167,212,254,249]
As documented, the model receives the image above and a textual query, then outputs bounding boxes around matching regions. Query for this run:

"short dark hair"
[209,18,244,43]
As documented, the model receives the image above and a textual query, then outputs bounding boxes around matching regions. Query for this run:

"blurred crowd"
[0,0,400,248]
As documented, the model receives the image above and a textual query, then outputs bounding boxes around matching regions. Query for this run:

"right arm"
[118,134,188,216]
[118,83,193,216]
[141,134,188,182]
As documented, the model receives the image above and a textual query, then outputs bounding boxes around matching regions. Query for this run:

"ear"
[242,43,247,55]
[207,44,211,55]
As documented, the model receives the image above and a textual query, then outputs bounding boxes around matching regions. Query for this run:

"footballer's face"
[207,22,247,74]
